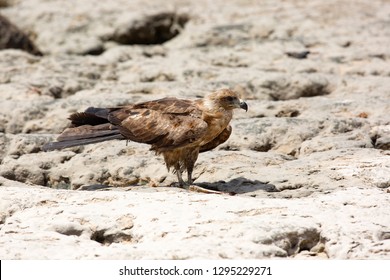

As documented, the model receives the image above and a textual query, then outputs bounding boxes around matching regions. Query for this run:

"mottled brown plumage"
[43,89,247,186]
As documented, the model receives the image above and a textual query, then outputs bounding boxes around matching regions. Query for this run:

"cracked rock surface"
[0,0,389,259]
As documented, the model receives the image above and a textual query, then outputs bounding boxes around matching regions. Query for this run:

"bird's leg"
[184,150,224,194]
[178,163,226,195]
[187,166,194,185]
[185,149,198,185]
[174,164,187,188]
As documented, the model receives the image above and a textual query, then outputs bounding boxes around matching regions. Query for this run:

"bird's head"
[205,89,248,112]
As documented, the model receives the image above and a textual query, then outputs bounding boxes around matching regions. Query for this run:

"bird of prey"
[43,88,248,188]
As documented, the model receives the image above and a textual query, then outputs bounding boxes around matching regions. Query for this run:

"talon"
[188,185,226,195]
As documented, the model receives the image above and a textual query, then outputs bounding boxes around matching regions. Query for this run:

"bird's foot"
[188,184,227,195]
[169,182,231,195]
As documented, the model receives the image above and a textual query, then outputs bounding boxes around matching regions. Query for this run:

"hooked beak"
[239,100,248,112]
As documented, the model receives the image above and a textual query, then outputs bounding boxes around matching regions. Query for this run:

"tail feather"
[43,106,127,152]
[57,123,119,142]
[42,134,125,151]
[69,107,111,126]
[84,107,112,118]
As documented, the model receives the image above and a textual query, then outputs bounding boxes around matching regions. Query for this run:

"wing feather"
[133,97,202,117]
[199,125,232,153]
[107,98,208,150]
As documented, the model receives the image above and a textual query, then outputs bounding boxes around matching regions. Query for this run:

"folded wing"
[109,98,208,150]
[43,97,210,151]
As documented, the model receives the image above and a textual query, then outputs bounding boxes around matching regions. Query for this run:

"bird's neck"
[195,99,233,127]
[199,101,233,125]
[198,98,226,113]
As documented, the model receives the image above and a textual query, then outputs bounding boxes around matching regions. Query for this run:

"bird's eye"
[226,96,234,101]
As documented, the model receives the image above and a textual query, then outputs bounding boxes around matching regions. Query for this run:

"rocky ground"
[0,0,389,259]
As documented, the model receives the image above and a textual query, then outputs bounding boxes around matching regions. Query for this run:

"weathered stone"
[0,14,42,55]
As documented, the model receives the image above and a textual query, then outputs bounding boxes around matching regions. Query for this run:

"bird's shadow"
[195,177,277,195]
[78,177,277,195]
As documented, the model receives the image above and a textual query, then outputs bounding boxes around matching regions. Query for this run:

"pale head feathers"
[203,88,248,112]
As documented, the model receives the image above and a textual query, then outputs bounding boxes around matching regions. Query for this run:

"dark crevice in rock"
[275,109,300,118]
[371,134,390,150]
[55,227,84,237]
[377,231,390,241]
[90,229,133,245]
[261,228,326,257]
[259,75,332,101]
[83,45,105,56]
[0,14,42,56]
[45,86,63,99]
[0,214,6,226]
[1,170,16,181]
[0,0,11,8]
[299,82,331,98]
[50,176,72,189]
[219,145,241,151]
[111,12,189,45]
[0,169,47,186]
[91,229,107,244]
[251,142,275,152]
[42,172,49,187]
[285,50,311,59]
[371,134,378,146]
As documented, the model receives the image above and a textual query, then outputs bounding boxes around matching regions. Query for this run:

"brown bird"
[43,89,248,188]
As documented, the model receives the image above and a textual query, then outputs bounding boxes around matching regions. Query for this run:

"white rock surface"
[1,184,389,259]
[0,0,389,259]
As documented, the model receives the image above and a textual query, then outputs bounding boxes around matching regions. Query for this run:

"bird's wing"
[199,125,232,153]
[133,97,198,115]
[108,98,208,150]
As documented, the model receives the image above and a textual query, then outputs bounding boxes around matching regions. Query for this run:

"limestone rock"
[0,14,42,55]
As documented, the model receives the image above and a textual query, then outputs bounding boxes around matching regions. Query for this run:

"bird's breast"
[200,110,232,145]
